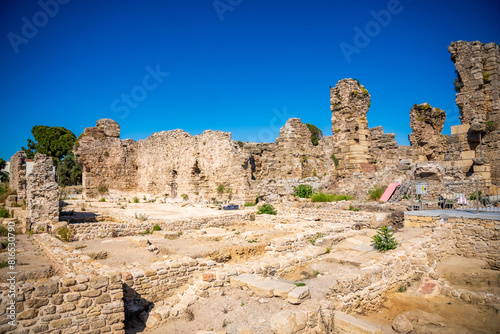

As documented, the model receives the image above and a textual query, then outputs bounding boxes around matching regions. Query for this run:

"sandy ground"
[0,234,61,282]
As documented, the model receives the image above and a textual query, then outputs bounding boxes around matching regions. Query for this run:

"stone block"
[334,311,382,334]
[230,274,262,289]
[461,150,476,160]
[270,311,307,334]
[287,286,310,304]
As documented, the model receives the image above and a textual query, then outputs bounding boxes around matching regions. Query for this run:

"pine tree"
[372,226,398,251]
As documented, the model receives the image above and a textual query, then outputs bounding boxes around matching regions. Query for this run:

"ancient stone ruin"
[0,40,499,334]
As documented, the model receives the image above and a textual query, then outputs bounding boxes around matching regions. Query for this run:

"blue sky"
[1,0,499,160]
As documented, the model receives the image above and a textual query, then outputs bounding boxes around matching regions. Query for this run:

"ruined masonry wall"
[404,214,499,269]
[26,153,59,224]
[0,273,125,334]
[69,212,251,241]
[8,151,27,203]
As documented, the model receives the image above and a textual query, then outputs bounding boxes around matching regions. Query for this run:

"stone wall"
[0,273,125,334]
[26,153,59,225]
[409,103,447,161]
[449,41,500,182]
[404,213,499,269]
[8,151,27,204]
[69,212,252,241]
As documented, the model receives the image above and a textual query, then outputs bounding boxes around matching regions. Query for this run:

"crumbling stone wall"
[8,151,27,203]
[409,103,447,161]
[449,41,500,182]
[330,78,371,172]
[0,274,125,334]
[27,153,59,224]
[75,119,138,199]
[137,129,251,201]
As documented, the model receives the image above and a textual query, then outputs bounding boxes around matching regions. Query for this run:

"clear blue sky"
[1,0,499,160]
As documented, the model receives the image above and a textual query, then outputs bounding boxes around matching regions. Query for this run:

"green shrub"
[310,193,354,202]
[295,283,306,287]
[181,194,189,201]
[372,226,398,252]
[97,184,108,194]
[305,123,323,146]
[0,225,8,236]
[0,208,9,218]
[257,204,277,215]
[58,226,72,242]
[103,151,109,157]
[133,197,139,203]
[470,191,482,201]
[100,197,105,202]
[153,224,161,231]
[237,140,244,148]
[330,153,339,167]
[244,202,256,207]
[217,184,226,194]
[369,185,387,201]
[349,205,360,212]
[293,184,313,198]
[0,261,8,269]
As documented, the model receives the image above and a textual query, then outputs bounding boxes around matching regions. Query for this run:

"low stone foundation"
[404,211,500,268]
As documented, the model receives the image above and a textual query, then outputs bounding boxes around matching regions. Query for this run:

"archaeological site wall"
[75,41,500,201]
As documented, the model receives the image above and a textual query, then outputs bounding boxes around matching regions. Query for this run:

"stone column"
[8,151,27,204]
[27,153,59,225]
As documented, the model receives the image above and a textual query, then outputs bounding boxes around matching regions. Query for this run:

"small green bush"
[470,191,482,201]
[181,194,189,201]
[293,184,313,198]
[311,193,354,202]
[372,226,398,252]
[0,208,9,218]
[257,204,277,215]
[369,185,387,201]
[330,153,339,166]
[217,184,226,194]
[237,140,244,148]
[0,225,8,236]
[244,202,256,207]
[103,151,109,157]
[133,197,139,203]
[58,226,72,242]
[97,184,108,194]
[349,205,360,212]
[100,197,105,202]
[0,261,8,269]
[295,283,306,287]
[153,224,161,231]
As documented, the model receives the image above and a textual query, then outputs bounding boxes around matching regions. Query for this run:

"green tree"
[57,153,82,186]
[0,158,8,183]
[22,125,82,186]
[305,123,323,146]
[22,126,77,160]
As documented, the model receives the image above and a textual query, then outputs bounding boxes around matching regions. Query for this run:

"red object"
[379,183,402,202]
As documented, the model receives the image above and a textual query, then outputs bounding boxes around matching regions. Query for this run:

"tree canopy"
[22,125,82,186]
[305,123,324,146]
[22,126,77,161]
[0,158,8,183]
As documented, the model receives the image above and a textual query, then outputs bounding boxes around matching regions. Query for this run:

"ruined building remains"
[74,41,499,201]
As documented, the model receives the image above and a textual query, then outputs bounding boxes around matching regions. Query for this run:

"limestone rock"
[287,286,310,304]
[270,310,307,334]
[27,153,59,224]
[392,314,413,333]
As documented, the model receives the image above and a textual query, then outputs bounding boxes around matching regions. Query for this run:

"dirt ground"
[0,234,61,282]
